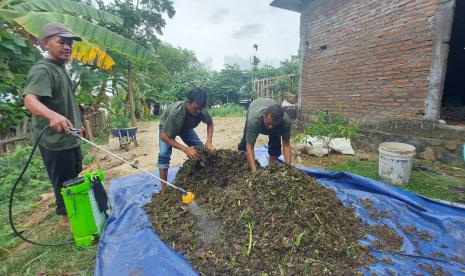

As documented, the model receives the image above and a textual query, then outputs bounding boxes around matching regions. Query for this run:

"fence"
[81,110,108,139]
[0,117,29,154]
[0,111,107,154]
[253,74,298,104]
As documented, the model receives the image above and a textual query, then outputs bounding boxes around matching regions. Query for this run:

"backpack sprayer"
[9,126,195,247]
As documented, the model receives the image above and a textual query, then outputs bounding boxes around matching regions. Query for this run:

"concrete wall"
[299,0,442,120]
[359,119,465,165]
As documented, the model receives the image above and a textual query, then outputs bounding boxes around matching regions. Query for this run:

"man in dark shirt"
[238,98,292,172]
[158,88,214,191]
[22,22,89,225]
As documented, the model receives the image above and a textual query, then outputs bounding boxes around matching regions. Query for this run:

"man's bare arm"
[24,94,72,133]
[160,131,198,159]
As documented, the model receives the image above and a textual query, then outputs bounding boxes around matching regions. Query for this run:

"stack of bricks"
[300,0,439,120]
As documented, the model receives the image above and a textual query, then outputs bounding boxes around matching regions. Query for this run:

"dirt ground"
[92,117,267,180]
[90,116,372,181]
[90,117,375,181]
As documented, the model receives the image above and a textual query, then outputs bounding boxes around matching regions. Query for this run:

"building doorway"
[441,0,465,124]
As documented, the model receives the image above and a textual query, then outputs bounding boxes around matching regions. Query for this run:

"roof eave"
[270,0,303,13]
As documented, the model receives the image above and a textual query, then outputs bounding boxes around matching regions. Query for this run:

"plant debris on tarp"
[145,149,404,274]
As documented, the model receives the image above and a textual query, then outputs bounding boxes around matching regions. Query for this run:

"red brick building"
[271,0,465,123]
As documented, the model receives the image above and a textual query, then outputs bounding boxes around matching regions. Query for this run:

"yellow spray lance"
[69,128,195,204]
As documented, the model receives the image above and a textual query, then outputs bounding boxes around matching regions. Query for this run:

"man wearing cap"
[22,22,87,225]
[238,98,292,172]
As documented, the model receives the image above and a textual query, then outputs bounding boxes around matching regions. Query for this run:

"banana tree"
[0,0,153,70]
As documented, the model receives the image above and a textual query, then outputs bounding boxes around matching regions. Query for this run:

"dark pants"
[39,146,83,215]
[237,124,282,157]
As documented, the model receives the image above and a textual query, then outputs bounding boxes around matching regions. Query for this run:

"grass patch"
[328,159,465,203]
[139,115,160,122]
[0,145,98,275]
[1,230,96,275]
[208,104,245,117]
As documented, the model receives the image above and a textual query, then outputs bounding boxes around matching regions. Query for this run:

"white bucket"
[378,142,416,185]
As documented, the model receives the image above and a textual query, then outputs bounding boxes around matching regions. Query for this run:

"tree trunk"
[95,78,107,112]
[127,61,137,127]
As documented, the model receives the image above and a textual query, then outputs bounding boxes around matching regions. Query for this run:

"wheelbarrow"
[110,127,139,150]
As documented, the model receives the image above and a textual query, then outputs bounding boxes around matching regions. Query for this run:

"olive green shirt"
[245,98,291,145]
[159,101,212,138]
[23,59,81,151]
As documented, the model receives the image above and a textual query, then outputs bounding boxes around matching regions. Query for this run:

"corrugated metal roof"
[270,0,303,13]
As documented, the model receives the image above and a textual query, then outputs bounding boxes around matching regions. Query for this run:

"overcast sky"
[160,0,300,71]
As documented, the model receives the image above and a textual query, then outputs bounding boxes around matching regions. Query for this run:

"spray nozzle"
[182,191,195,204]
[68,127,81,138]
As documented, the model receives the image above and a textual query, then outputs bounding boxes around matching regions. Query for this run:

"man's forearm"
[24,94,58,121]
[160,132,187,151]
[283,140,292,164]
[246,143,257,172]
[206,123,214,144]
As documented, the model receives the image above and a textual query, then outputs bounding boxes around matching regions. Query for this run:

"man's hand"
[49,113,72,133]
[205,141,214,152]
[183,146,199,159]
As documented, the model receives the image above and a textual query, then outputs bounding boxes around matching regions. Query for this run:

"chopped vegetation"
[146,149,383,274]
[360,199,391,220]
[365,225,403,252]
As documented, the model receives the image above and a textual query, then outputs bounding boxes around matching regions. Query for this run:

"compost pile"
[145,149,373,274]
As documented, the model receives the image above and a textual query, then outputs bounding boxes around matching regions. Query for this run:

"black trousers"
[39,146,83,215]
[237,123,282,157]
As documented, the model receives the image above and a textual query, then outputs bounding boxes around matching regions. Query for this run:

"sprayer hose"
[8,125,74,247]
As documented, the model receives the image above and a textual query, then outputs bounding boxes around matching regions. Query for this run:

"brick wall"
[300,0,439,120]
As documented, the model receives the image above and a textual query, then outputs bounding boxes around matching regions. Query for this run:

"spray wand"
[69,128,195,204]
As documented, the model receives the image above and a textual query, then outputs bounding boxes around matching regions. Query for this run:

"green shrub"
[294,111,361,144]
[208,104,245,117]
[110,115,130,129]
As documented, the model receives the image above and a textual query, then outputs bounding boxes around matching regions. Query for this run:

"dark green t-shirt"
[159,101,212,138]
[22,59,81,151]
[245,98,291,145]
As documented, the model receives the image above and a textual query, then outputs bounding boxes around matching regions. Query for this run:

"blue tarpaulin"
[95,147,465,276]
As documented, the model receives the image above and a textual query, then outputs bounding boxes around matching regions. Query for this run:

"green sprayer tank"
[61,170,110,247]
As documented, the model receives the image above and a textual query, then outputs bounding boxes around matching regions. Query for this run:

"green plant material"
[299,111,361,142]
[0,102,29,135]
[3,0,153,66]
[0,29,40,97]
[12,0,123,25]
[110,115,130,129]
[328,159,465,203]
[208,104,245,117]
[270,75,296,94]
[146,149,374,274]
[13,12,151,63]
[246,221,254,256]
[294,231,306,248]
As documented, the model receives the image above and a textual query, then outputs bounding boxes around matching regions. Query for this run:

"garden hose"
[8,125,74,246]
